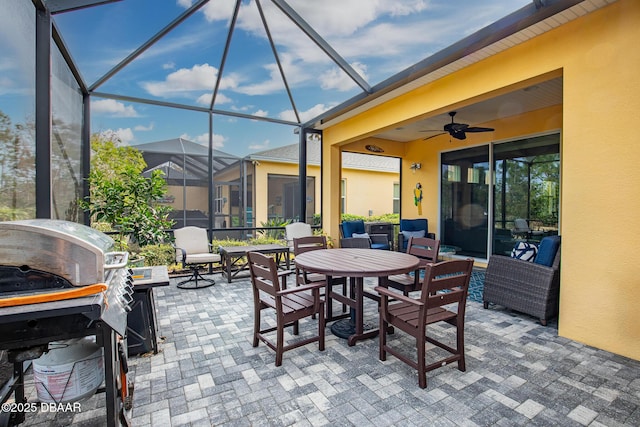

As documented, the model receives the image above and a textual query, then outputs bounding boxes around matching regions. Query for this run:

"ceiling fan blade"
[452,132,467,140]
[423,132,446,141]
[464,126,494,133]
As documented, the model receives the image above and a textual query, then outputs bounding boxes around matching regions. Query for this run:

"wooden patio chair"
[293,235,348,320]
[386,237,440,296]
[375,258,474,388]
[247,251,325,366]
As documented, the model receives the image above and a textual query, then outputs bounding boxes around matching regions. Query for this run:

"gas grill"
[0,220,134,426]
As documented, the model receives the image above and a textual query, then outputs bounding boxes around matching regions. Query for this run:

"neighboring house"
[312,1,640,361]
[139,138,399,231]
[245,140,400,227]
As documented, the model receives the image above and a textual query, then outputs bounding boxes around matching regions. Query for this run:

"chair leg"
[417,336,427,389]
[379,316,387,361]
[177,265,215,289]
[456,319,466,372]
[252,304,261,348]
[318,302,325,352]
[276,323,284,367]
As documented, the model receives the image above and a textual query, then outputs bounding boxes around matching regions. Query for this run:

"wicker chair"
[483,236,561,326]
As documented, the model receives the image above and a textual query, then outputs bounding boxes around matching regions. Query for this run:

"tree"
[80,133,174,249]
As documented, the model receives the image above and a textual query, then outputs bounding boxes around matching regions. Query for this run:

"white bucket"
[33,337,104,403]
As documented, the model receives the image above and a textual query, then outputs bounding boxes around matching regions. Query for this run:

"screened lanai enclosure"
[2,0,568,247]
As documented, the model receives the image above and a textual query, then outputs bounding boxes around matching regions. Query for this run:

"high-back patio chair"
[386,237,440,296]
[293,235,348,320]
[173,226,220,289]
[247,251,325,366]
[375,258,474,388]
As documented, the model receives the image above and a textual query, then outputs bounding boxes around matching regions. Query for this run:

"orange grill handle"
[0,283,108,308]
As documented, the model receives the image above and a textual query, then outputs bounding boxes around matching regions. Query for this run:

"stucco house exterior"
[144,139,400,231]
[309,0,640,361]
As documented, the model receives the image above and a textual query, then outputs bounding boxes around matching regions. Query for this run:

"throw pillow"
[352,232,370,239]
[511,241,537,262]
[401,230,426,240]
[534,235,561,266]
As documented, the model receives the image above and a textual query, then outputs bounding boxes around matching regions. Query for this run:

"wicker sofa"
[483,236,561,326]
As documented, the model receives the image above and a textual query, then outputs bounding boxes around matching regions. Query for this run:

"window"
[393,182,400,214]
[340,179,346,214]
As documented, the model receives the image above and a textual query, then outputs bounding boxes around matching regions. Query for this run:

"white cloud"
[196,92,233,106]
[249,139,270,151]
[253,109,268,118]
[320,62,368,92]
[101,128,135,145]
[141,64,240,98]
[91,99,139,117]
[162,62,176,70]
[180,132,226,149]
[279,103,334,123]
[134,122,154,131]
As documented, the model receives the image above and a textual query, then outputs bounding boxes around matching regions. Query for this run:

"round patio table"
[294,249,419,346]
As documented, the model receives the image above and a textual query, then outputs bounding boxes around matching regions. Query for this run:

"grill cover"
[0,220,116,287]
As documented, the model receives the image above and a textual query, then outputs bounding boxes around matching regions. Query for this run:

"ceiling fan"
[422,111,494,140]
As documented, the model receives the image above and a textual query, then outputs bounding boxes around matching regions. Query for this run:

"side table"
[128,266,169,355]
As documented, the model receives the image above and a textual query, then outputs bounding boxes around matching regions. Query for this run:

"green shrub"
[259,217,291,239]
[138,243,175,267]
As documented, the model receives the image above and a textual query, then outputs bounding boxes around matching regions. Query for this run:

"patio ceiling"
[40,0,613,154]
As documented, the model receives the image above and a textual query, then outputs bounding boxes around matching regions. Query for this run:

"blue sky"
[1,0,531,157]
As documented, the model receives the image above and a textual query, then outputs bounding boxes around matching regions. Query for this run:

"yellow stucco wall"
[341,167,398,218]
[321,0,640,360]
[253,161,399,226]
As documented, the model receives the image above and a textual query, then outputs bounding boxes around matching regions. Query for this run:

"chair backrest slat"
[422,260,474,308]
[407,237,440,267]
[293,235,327,255]
[248,251,281,295]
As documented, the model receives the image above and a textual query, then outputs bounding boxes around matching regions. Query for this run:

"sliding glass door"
[441,145,490,258]
[493,134,560,255]
[440,133,560,259]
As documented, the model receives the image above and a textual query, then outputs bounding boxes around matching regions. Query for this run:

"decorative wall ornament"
[414,182,423,215]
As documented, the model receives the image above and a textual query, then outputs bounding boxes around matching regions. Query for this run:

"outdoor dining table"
[294,248,420,346]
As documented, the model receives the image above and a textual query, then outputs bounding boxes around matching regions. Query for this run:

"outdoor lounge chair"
[397,219,436,252]
[339,220,390,250]
[247,251,325,366]
[511,218,544,240]
[483,235,561,325]
[285,222,313,249]
[376,259,474,388]
[173,226,220,289]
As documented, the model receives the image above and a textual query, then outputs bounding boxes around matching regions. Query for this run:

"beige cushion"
[174,227,220,264]
[285,222,312,247]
